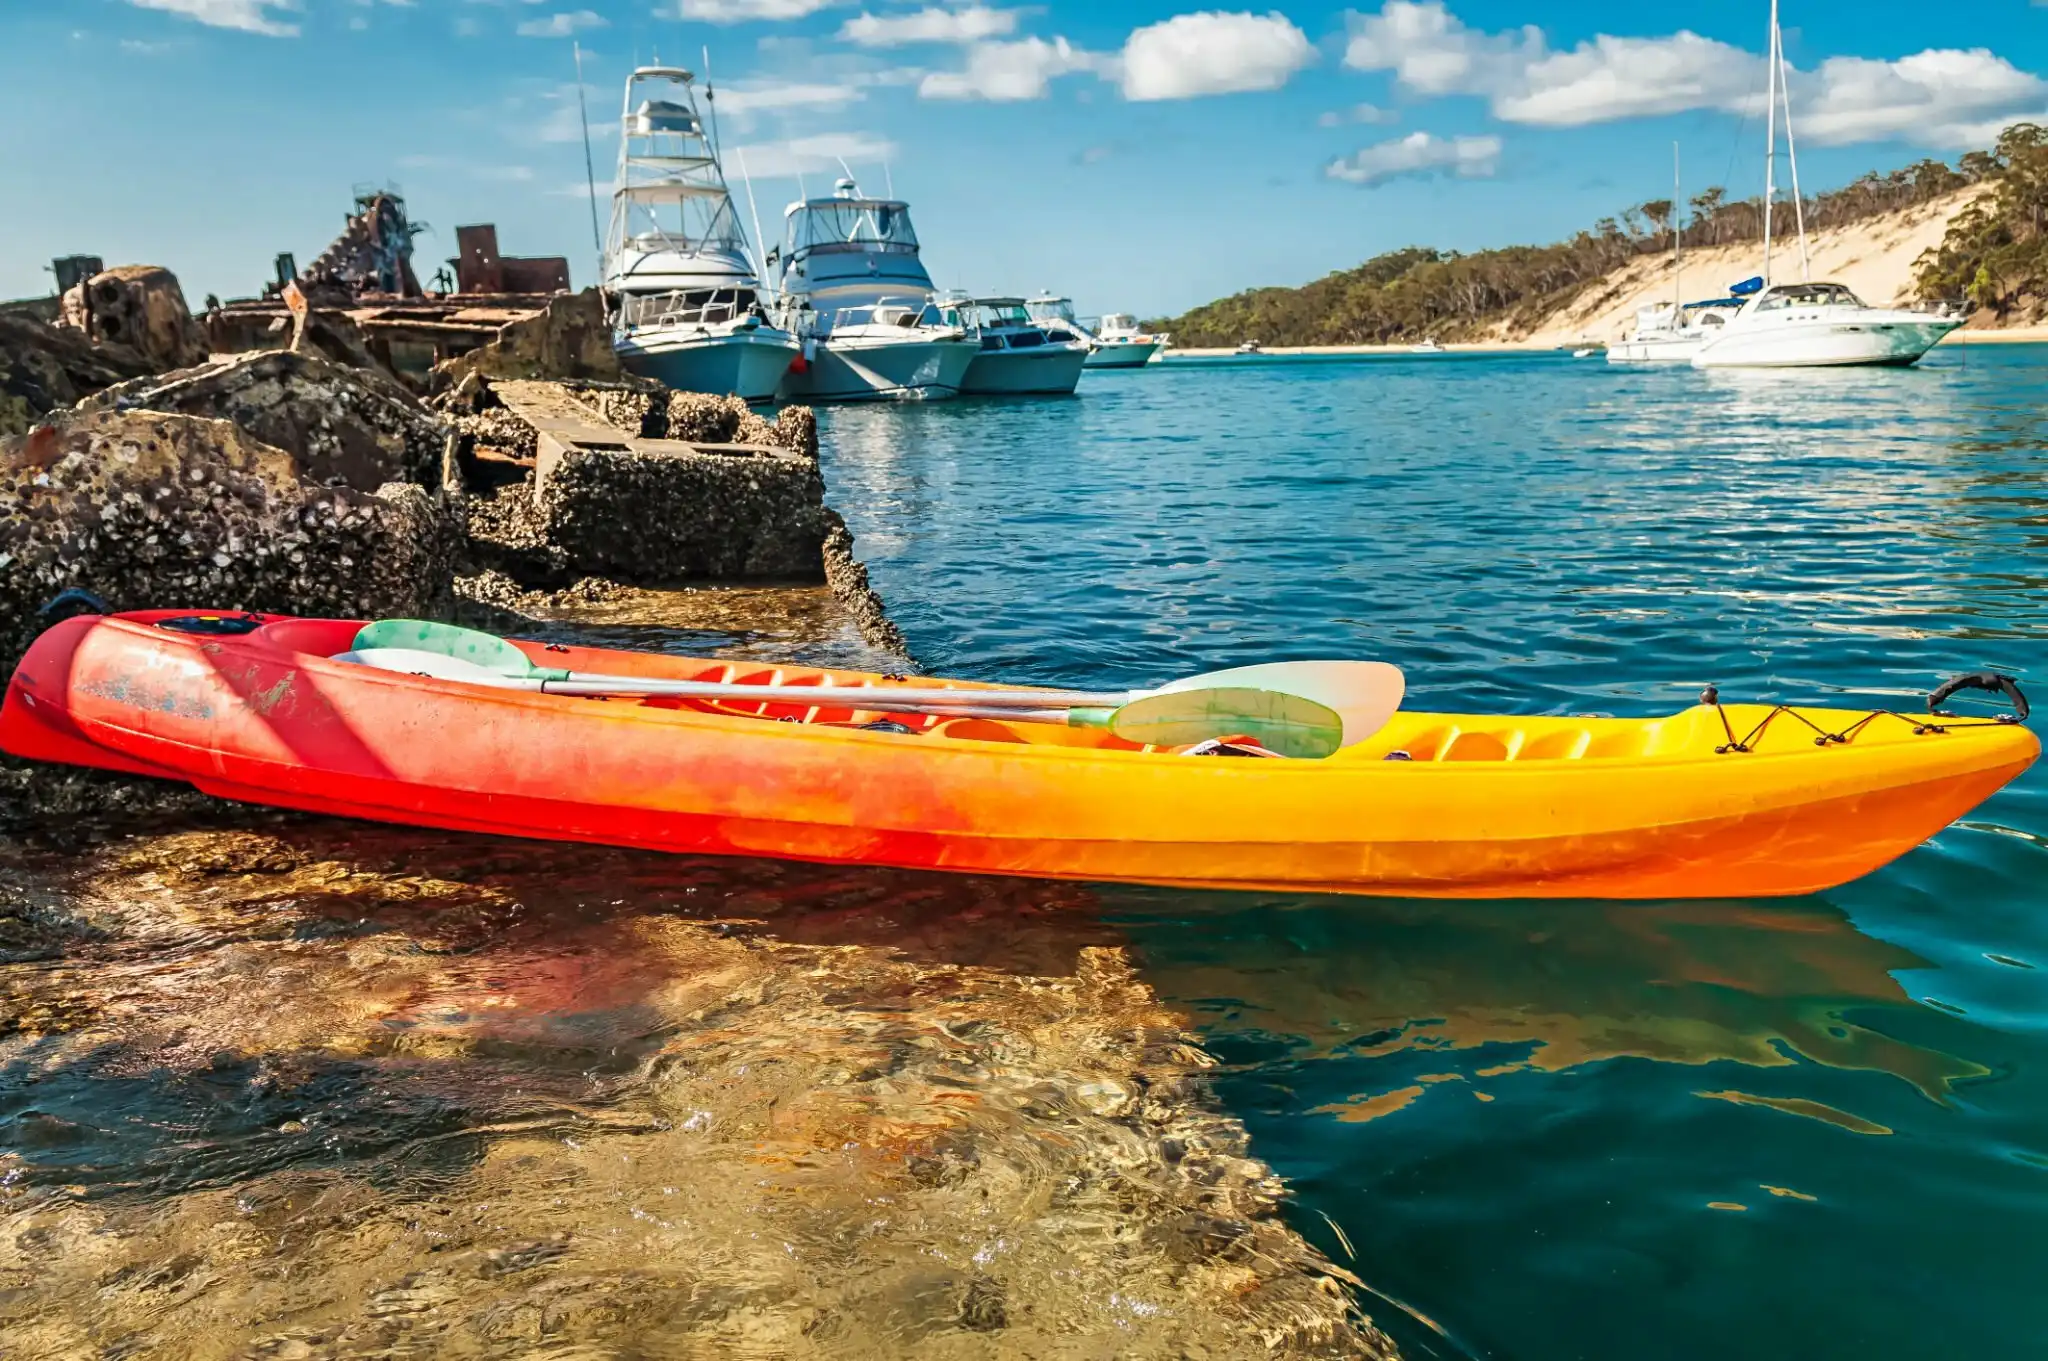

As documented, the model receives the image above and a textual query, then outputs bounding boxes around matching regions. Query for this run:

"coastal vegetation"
[1912,124,2048,322]
[1157,142,2021,346]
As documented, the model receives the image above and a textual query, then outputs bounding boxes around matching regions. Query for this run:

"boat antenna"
[701,46,723,161]
[884,160,894,198]
[574,40,604,272]
[1762,0,1778,287]
[737,146,772,302]
[1775,24,1811,282]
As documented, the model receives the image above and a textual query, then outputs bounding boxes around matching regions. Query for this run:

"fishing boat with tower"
[601,66,798,403]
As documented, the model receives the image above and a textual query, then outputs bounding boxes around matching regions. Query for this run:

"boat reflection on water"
[1105,884,2010,1361]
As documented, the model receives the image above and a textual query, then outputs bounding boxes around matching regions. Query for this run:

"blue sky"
[3,1,2045,317]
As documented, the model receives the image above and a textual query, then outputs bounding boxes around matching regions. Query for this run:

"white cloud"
[717,80,867,114]
[1325,130,1501,186]
[1500,31,1757,127]
[840,5,1018,47]
[1343,1,1537,98]
[1798,49,2046,147]
[516,9,605,37]
[1319,102,1396,127]
[1120,10,1314,101]
[1342,0,2046,148]
[919,37,1100,101]
[723,131,898,179]
[676,0,844,20]
[126,0,298,37]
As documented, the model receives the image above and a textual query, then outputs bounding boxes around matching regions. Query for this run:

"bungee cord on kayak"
[1700,674,2031,754]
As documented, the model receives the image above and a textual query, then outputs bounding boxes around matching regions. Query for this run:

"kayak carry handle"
[1929,672,2028,724]
[37,587,109,626]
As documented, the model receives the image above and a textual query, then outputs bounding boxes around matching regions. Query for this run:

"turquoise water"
[818,347,2048,1361]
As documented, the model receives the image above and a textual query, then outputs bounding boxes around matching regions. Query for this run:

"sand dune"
[1514,187,1988,347]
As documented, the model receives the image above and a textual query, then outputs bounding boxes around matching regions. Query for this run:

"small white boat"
[1689,0,1959,370]
[948,296,1089,396]
[1234,339,1263,356]
[1410,338,1444,354]
[1608,298,1743,364]
[772,179,976,402]
[603,67,799,403]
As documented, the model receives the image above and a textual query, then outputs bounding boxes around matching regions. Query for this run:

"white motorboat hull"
[779,337,977,402]
[1085,340,1161,369]
[1692,318,1960,369]
[1607,333,1706,364]
[961,345,1088,396]
[615,327,799,403]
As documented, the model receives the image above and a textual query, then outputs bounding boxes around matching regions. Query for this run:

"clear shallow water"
[820,347,2048,1361]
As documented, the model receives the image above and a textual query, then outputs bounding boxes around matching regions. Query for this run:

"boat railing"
[618,289,758,331]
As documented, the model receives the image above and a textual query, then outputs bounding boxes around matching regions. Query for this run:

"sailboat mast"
[1762,0,1778,287]
[1777,25,1812,282]
[1673,142,1682,315]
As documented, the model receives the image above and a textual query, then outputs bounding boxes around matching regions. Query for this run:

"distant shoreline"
[1161,326,2048,360]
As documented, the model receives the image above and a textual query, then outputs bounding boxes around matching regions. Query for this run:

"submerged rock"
[0,826,1395,1358]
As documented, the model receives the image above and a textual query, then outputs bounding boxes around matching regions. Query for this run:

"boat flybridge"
[940,295,1089,396]
[1688,1,1960,369]
[772,179,974,402]
[602,68,797,404]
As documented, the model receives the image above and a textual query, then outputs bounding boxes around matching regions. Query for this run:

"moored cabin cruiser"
[1690,282,1962,368]
[602,67,798,403]
[1087,313,1167,368]
[1608,298,1744,364]
[946,296,1089,395]
[1025,297,1167,368]
[773,180,975,402]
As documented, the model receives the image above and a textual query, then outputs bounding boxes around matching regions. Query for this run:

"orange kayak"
[2,610,2035,898]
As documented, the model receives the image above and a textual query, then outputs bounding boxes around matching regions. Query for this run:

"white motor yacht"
[772,180,975,402]
[1691,2,1959,369]
[946,296,1089,395]
[1692,281,1961,368]
[1409,338,1444,354]
[602,67,798,403]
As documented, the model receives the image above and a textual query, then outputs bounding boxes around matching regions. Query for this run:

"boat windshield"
[976,302,1031,327]
[789,199,920,258]
[1027,296,1077,326]
[1755,282,1867,310]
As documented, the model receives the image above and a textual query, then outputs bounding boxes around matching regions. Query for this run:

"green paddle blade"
[1103,687,1343,759]
[1158,661,1404,748]
[351,620,563,680]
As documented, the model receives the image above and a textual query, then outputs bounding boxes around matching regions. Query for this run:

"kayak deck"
[2,611,2037,898]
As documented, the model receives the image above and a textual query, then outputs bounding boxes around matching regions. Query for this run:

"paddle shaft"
[540,674,1138,710]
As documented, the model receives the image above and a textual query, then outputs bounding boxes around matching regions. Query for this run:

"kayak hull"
[4,613,2036,899]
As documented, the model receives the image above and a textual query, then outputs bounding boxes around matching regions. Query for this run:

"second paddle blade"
[1107,687,1343,759]
[352,620,559,679]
